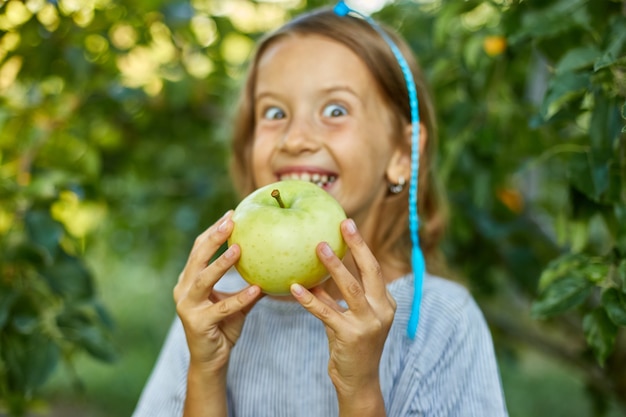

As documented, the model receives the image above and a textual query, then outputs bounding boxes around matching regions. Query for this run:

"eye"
[322,103,347,118]
[263,106,285,120]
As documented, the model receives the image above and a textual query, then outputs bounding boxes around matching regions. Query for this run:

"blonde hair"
[229,8,448,275]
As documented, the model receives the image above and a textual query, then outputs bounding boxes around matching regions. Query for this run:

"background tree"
[0,0,624,416]
[378,0,626,413]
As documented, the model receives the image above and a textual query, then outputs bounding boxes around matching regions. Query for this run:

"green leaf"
[589,94,623,156]
[11,313,39,334]
[538,253,607,291]
[615,206,626,255]
[73,325,118,363]
[24,210,63,257]
[569,220,589,253]
[594,17,626,71]
[618,259,626,293]
[0,286,18,329]
[581,258,609,284]
[555,45,602,74]
[5,241,53,268]
[532,273,594,318]
[513,0,588,43]
[2,331,61,394]
[56,304,117,363]
[540,72,589,120]
[568,152,621,203]
[538,253,586,291]
[602,288,626,326]
[583,308,617,366]
[40,252,94,300]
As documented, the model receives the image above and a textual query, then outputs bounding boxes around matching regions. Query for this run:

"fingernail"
[224,244,237,259]
[291,283,304,296]
[344,219,357,235]
[218,218,230,232]
[320,242,333,258]
[247,286,260,296]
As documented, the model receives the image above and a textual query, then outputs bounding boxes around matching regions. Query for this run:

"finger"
[317,241,370,314]
[211,289,266,315]
[340,219,387,298]
[208,285,262,322]
[310,286,346,313]
[188,210,234,269]
[181,211,233,283]
[185,243,241,304]
[291,283,344,329]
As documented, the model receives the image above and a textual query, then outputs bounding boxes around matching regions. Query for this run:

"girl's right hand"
[173,210,262,376]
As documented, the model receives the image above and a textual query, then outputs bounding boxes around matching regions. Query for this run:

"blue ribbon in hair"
[334,1,425,340]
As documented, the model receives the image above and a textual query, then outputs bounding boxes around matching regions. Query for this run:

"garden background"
[0,0,625,416]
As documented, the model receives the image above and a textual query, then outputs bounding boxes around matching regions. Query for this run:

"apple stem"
[271,189,286,208]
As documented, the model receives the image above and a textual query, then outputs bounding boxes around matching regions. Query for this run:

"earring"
[389,176,405,194]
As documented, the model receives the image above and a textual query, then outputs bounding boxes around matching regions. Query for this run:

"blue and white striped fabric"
[132,273,509,417]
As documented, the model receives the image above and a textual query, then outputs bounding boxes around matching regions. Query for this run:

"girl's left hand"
[290,218,396,412]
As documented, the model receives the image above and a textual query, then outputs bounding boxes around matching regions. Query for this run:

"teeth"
[279,173,336,187]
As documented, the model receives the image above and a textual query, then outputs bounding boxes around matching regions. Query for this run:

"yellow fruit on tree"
[483,35,507,56]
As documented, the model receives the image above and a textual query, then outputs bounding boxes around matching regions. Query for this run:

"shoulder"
[386,273,494,371]
[388,273,478,336]
[382,275,508,416]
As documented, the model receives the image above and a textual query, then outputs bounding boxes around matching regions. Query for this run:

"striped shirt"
[132,273,509,416]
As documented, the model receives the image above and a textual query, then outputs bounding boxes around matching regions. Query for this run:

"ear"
[385,122,428,184]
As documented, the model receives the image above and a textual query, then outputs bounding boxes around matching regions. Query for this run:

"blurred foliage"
[377,1,626,413]
[0,0,624,416]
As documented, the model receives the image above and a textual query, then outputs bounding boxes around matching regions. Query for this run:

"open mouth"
[277,172,337,189]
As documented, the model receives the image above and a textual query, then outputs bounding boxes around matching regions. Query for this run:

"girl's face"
[251,34,408,229]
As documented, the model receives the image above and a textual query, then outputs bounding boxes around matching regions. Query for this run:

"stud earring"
[389,176,405,194]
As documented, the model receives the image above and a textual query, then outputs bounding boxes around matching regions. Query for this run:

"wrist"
[184,364,228,417]
[336,379,386,417]
[187,359,228,386]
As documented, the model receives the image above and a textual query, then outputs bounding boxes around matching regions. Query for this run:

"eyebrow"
[254,91,276,102]
[320,85,360,96]
[255,85,362,103]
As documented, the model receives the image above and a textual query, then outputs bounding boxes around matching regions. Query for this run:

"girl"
[133,4,508,417]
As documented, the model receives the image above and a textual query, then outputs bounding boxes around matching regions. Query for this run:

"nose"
[277,115,320,154]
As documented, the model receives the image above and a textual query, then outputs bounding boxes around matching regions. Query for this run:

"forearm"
[183,364,228,417]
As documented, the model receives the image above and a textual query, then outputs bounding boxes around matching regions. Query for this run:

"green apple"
[228,180,347,295]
